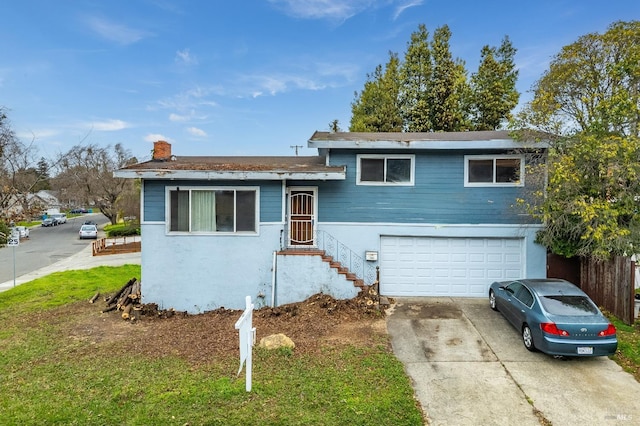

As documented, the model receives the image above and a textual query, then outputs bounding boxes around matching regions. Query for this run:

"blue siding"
[143,180,282,223]
[304,149,536,225]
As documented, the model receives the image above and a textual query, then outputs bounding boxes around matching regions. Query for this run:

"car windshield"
[539,295,599,316]
[81,225,96,231]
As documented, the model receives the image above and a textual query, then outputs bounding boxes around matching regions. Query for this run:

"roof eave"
[113,169,346,181]
[307,140,549,149]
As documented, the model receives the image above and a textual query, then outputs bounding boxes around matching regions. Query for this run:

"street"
[0,213,109,284]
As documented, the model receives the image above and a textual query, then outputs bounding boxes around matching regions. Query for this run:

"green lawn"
[0,265,424,425]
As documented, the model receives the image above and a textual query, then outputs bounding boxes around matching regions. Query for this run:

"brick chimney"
[153,140,171,161]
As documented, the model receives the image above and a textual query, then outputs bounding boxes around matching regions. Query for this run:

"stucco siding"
[315,222,547,281]
[310,150,535,225]
[140,223,283,312]
[274,253,359,306]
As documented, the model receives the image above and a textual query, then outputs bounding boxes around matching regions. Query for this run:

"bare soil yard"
[50,291,389,367]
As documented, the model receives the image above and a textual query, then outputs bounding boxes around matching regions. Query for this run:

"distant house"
[115,132,549,312]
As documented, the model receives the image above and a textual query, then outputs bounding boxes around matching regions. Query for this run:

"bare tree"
[0,108,51,220]
[53,143,137,225]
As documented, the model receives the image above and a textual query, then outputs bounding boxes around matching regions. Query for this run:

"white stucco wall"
[138,221,546,313]
[274,253,360,306]
[317,222,547,280]
[140,223,284,312]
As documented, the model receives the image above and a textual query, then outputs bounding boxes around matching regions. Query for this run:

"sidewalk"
[0,245,141,293]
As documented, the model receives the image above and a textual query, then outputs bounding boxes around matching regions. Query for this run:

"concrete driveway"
[387,297,640,425]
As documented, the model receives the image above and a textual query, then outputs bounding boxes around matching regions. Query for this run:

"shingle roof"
[120,155,341,173]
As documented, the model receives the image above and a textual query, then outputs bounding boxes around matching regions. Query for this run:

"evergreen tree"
[428,25,469,131]
[400,24,432,132]
[350,52,402,132]
[469,36,519,130]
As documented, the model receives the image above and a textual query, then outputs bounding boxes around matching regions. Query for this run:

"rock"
[259,333,295,350]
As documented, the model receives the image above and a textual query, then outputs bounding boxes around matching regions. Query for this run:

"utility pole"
[290,145,303,156]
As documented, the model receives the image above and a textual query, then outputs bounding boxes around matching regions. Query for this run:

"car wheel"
[489,290,498,311]
[522,324,536,352]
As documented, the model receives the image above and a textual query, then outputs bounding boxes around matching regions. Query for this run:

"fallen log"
[89,292,100,304]
[122,304,133,319]
[131,305,142,321]
[101,305,118,313]
[106,278,137,305]
[129,280,141,299]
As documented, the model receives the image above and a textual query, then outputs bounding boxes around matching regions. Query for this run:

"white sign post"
[7,232,19,287]
[235,296,256,392]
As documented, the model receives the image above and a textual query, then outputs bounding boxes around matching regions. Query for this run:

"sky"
[1,1,638,163]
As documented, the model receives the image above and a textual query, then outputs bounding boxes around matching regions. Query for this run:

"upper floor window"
[357,154,414,186]
[464,155,523,187]
[168,186,258,234]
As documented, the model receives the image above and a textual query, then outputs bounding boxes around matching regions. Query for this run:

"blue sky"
[1,1,638,162]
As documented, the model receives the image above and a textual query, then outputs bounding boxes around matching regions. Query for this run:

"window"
[357,155,414,185]
[465,155,523,186]
[168,187,258,233]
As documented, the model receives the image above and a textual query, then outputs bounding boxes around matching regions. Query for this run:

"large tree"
[399,24,433,132]
[350,52,403,132]
[428,25,470,131]
[469,36,519,130]
[349,23,518,133]
[0,108,50,220]
[52,143,137,225]
[517,21,640,260]
[523,21,640,137]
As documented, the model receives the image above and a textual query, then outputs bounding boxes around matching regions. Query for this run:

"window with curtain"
[168,187,257,233]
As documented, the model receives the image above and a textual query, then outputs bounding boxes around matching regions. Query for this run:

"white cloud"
[393,0,423,20]
[187,127,207,137]
[268,0,374,21]
[176,49,198,65]
[169,113,189,122]
[144,133,170,143]
[84,16,151,45]
[90,119,129,131]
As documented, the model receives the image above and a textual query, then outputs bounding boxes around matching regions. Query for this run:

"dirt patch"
[58,291,390,367]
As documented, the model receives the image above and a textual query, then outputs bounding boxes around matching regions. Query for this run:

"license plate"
[577,347,593,355]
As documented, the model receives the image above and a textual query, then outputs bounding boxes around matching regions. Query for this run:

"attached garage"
[380,236,524,297]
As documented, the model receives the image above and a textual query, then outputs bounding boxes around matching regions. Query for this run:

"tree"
[517,21,640,260]
[52,143,137,225]
[350,52,403,132]
[428,25,470,131]
[469,37,519,130]
[350,24,519,133]
[0,108,50,220]
[400,24,433,132]
[523,21,640,137]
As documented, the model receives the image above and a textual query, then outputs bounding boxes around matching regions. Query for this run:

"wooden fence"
[580,256,636,325]
[548,254,636,325]
[92,236,141,256]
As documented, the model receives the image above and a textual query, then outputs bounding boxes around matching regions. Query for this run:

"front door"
[288,188,316,247]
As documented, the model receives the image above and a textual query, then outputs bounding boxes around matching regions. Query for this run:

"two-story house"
[114,131,548,312]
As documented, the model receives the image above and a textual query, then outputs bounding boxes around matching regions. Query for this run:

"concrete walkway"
[0,244,141,293]
[387,297,640,425]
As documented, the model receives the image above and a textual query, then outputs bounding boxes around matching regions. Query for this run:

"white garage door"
[380,236,524,297]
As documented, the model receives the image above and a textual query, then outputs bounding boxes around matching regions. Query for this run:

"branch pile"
[92,277,143,321]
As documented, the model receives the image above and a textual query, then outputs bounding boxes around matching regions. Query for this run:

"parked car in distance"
[488,278,617,357]
[79,224,98,239]
[41,217,56,227]
[70,208,88,214]
[84,220,97,225]
[12,226,30,239]
[50,213,67,224]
